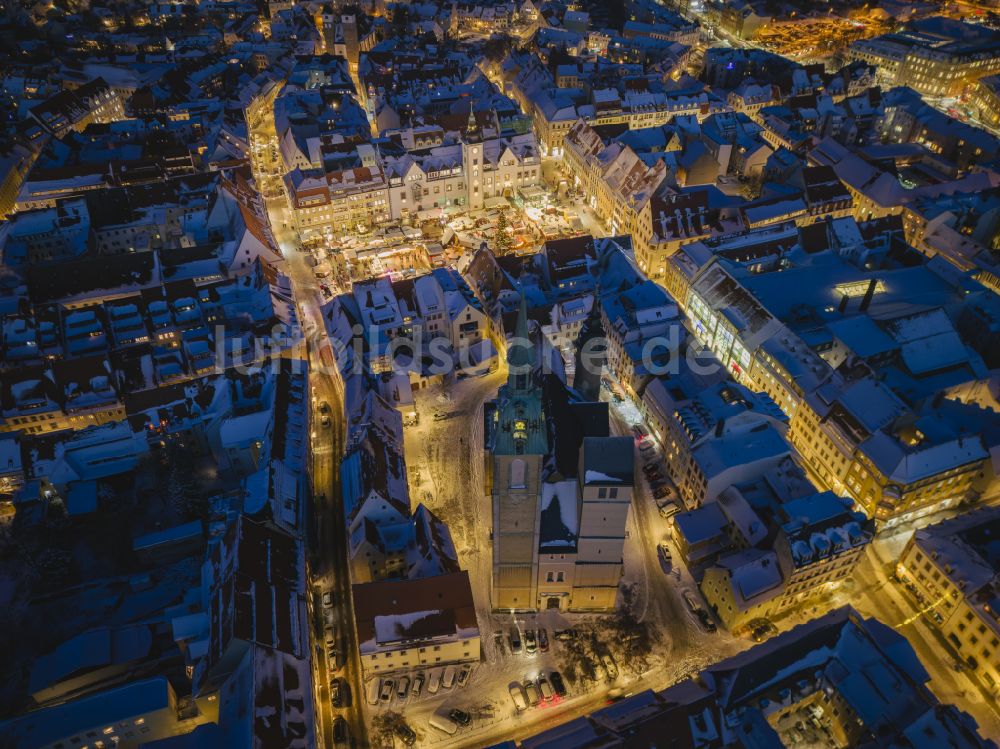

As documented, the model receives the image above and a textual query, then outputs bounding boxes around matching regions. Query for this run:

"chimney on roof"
[858,278,878,313]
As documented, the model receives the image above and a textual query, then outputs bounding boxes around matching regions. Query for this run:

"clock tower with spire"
[462,103,486,212]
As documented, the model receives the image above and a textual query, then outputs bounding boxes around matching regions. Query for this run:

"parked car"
[327,646,339,670]
[550,670,567,697]
[538,628,549,652]
[509,682,528,711]
[394,722,417,746]
[322,591,334,608]
[429,712,458,735]
[332,717,350,747]
[644,468,662,482]
[682,589,702,613]
[411,673,424,697]
[659,502,680,519]
[330,678,342,707]
[697,610,718,633]
[750,619,777,642]
[457,664,472,687]
[427,668,441,694]
[325,626,336,645]
[538,675,554,701]
[509,629,522,653]
[396,676,409,700]
[553,628,577,641]
[601,653,619,680]
[449,708,472,727]
[639,440,656,454]
[379,679,394,702]
[653,485,672,500]
[524,680,541,706]
[631,423,648,438]
[657,543,672,571]
[642,462,660,475]
[442,665,456,689]
[524,629,537,653]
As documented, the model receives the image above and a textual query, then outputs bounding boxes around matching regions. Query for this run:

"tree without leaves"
[164,443,209,521]
[33,548,74,592]
[739,172,765,200]
[370,710,405,748]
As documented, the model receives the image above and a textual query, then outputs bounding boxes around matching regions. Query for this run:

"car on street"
[449,708,472,727]
[509,629,522,653]
[553,628,577,641]
[322,591,334,607]
[442,665,457,689]
[659,502,680,519]
[394,722,417,746]
[332,717,350,747]
[644,468,662,482]
[320,413,331,427]
[642,462,660,475]
[601,653,619,680]
[524,680,541,706]
[429,712,458,735]
[631,423,648,438]
[396,676,409,700]
[525,629,537,653]
[427,668,441,694]
[639,440,656,454]
[550,670,567,697]
[412,673,424,697]
[750,619,778,642]
[509,682,528,711]
[379,679,394,702]
[653,485,672,500]
[538,628,549,652]
[457,664,472,686]
[696,610,718,633]
[327,646,339,670]
[538,675,554,701]
[682,589,701,614]
[657,543,672,571]
[330,678,342,707]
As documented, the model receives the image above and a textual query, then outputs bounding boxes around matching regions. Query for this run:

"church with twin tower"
[485,296,634,613]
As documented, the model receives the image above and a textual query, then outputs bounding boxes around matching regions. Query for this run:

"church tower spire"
[507,291,535,392]
[464,102,481,143]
